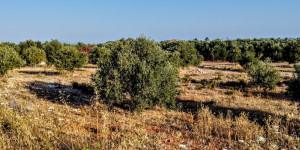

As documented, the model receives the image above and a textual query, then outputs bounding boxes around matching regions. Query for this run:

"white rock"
[48,106,54,110]
[255,136,266,142]
[48,84,57,88]
[272,125,279,129]
[179,144,187,149]
[270,144,277,148]
[24,106,32,110]
[238,140,244,143]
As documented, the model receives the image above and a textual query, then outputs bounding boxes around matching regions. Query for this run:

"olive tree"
[44,40,63,65]
[0,46,23,76]
[53,46,88,72]
[21,47,46,66]
[247,60,280,91]
[88,46,111,64]
[93,37,178,111]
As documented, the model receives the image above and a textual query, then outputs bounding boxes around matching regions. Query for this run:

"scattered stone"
[24,106,33,111]
[271,144,277,148]
[188,69,207,74]
[255,136,266,142]
[48,106,54,111]
[272,125,279,129]
[58,118,64,121]
[238,140,244,143]
[179,144,187,149]
[165,139,171,143]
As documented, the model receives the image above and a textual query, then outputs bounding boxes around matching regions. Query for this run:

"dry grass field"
[0,61,299,149]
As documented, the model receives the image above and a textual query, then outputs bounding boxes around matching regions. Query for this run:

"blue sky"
[0,0,299,43]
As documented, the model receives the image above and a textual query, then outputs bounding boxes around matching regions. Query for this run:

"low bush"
[53,46,88,72]
[21,47,46,66]
[88,47,111,64]
[0,47,23,76]
[225,90,236,95]
[161,40,203,67]
[238,51,260,68]
[247,60,280,90]
[44,40,63,65]
[181,75,192,83]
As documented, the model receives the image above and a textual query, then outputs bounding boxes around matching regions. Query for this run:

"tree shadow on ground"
[176,99,276,125]
[19,71,60,76]
[219,81,247,90]
[26,81,94,108]
[218,80,294,101]
[199,66,243,73]
[176,98,300,135]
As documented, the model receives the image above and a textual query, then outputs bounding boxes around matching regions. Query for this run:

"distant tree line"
[189,38,300,63]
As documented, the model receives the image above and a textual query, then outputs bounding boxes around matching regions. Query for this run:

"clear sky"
[0,0,299,43]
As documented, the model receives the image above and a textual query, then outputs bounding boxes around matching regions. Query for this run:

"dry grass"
[0,62,299,149]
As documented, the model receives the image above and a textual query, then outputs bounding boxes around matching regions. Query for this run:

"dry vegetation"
[0,62,300,149]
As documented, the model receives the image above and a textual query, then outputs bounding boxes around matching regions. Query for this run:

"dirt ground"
[0,61,299,149]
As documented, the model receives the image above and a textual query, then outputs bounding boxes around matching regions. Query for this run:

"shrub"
[53,46,88,72]
[227,42,242,63]
[247,60,280,90]
[181,75,192,83]
[17,40,37,54]
[88,47,111,64]
[44,40,63,65]
[225,90,236,95]
[0,47,23,76]
[92,37,178,111]
[287,63,300,100]
[21,47,46,66]
[161,40,203,67]
[238,51,260,68]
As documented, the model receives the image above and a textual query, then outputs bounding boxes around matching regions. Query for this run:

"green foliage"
[161,40,203,67]
[283,40,300,63]
[225,90,236,95]
[53,46,88,72]
[21,47,46,66]
[287,63,300,101]
[93,37,178,111]
[89,47,111,64]
[17,40,37,53]
[226,41,242,63]
[44,40,63,65]
[0,47,23,76]
[238,50,261,68]
[247,60,280,90]
[181,75,192,83]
